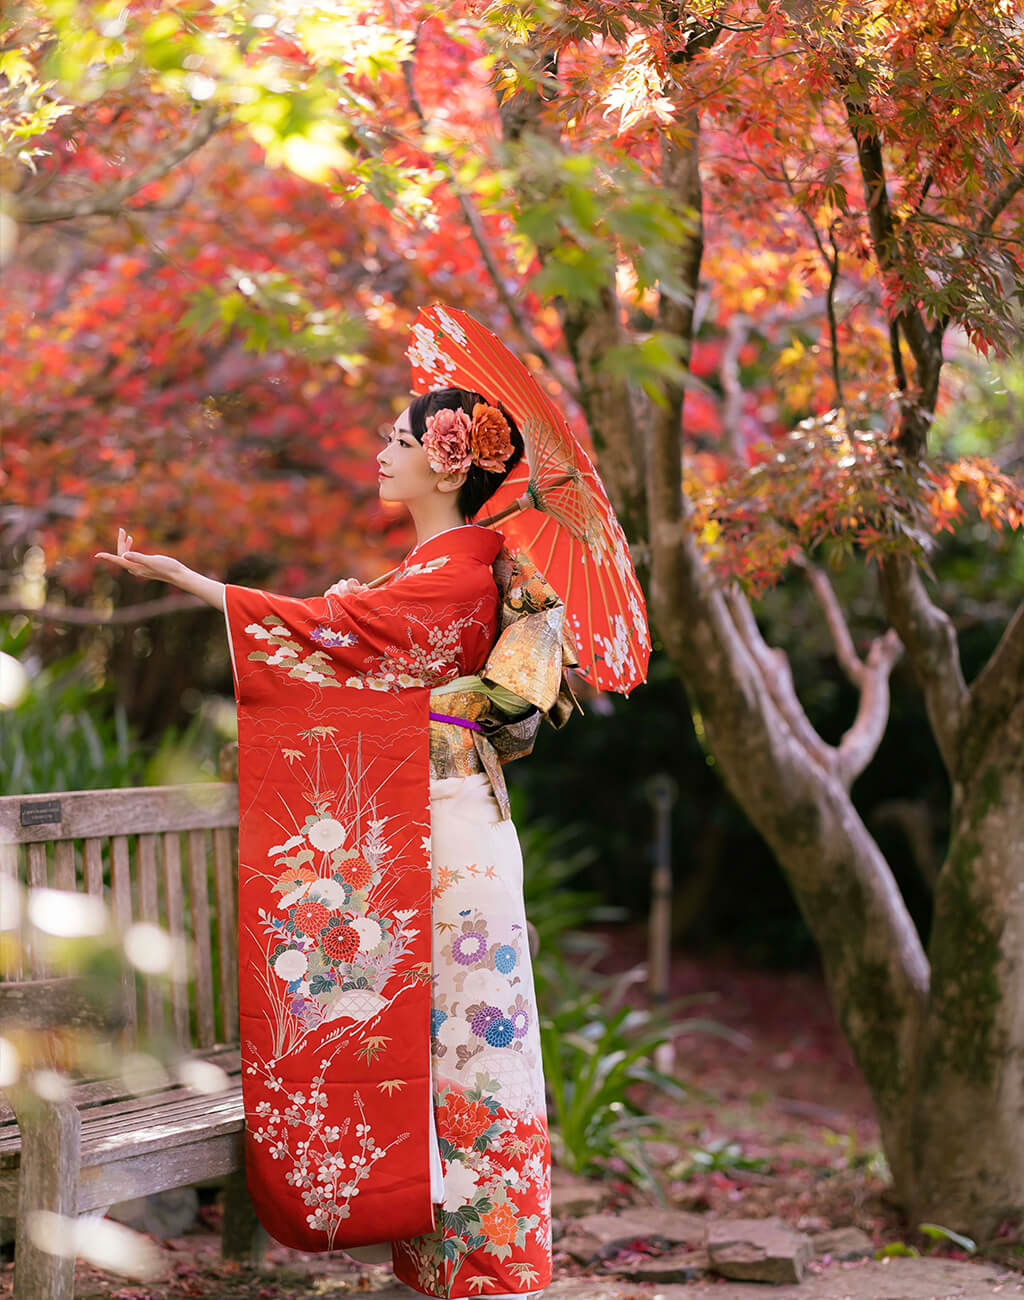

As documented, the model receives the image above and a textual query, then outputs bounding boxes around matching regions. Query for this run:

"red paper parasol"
[401,302,650,696]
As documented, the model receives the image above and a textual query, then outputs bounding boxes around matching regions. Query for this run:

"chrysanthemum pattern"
[250,733,428,1063]
[392,852,551,1296]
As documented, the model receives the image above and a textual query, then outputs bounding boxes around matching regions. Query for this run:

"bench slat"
[110,834,137,1042]
[0,1045,242,1134]
[72,1084,242,1147]
[83,836,105,897]
[0,784,238,843]
[25,843,48,976]
[163,831,190,1043]
[213,827,237,1041]
[26,842,47,889]
[53,838,76,891]
[189,829,216,1048]
[74,1128,243,1215]
[0,839,21,981]
[0,1116,245,1217]
[83,1089,244,1164]
[137,832,164,1036]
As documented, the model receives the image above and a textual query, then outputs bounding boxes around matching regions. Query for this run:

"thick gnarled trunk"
[497,9,1024,1241]
[908,716,1024,1236]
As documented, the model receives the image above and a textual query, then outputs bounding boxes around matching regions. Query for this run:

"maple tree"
[4,0,1024,1239]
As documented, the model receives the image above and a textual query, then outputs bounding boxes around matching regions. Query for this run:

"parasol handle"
[363,472,574,590]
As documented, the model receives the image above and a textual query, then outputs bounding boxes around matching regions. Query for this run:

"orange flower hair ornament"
[422,401,514,475]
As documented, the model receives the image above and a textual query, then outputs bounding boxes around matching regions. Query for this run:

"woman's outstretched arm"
[95,526,226,611]
[96,526,365,612]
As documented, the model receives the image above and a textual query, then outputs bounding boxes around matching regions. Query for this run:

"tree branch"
[400,31,577,400]
[0,594,208,624]
[962,600,1024,767]
[879,552,967,775]
[719,312,749,459]
[778,159,844,409]
[843,98,943,450]
[13,105,225,225]
[724,587,835,775]
[728,566,902,790]
[977,165,1024,239]
[834,629,903,788]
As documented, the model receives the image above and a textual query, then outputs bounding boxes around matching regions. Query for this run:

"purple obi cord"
[429,711,483,732]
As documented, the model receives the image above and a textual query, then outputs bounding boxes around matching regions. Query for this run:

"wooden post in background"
[645,772,678,1075]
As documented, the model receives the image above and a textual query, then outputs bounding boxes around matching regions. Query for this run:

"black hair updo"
[408,387,526,521]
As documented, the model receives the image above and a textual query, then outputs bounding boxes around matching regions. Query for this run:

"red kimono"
[224,525,504,1252]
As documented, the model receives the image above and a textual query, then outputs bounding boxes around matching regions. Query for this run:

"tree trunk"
[496,15,1024,1241]
[906,701,1024,1237]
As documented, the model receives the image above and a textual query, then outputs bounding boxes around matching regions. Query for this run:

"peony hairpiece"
[422,400,514,475]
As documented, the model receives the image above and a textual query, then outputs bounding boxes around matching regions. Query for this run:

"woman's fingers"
[324,577,366,597]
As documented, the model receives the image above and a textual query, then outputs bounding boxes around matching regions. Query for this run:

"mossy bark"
[905,738,1024,1237]
[497,14,1024,1241]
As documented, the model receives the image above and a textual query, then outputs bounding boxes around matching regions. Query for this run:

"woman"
[96,386,580,1298]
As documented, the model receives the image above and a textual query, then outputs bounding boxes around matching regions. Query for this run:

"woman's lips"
[378,471,391,478]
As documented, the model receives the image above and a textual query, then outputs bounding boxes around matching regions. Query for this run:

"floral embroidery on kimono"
[224,526,504,1253]
[390,774,552,1298]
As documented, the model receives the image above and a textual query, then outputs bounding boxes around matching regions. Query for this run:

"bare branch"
[13,105,225,225]
[400,32,577,400]
[724,586,835,775]
[719,312,749,460]
[977,165,1024,239]
[792,555,904,782]
[778,159,844,409]
[725,576,900,789]
[963,601,1024,764]
[834,629,903,787]
[792,554,864,684]
[879,552,967,774]
[0,595,208,624]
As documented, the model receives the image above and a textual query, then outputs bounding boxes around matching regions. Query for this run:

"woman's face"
[377,404,463,504]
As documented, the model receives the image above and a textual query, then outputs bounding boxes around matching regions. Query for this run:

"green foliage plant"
[0,644,140,795]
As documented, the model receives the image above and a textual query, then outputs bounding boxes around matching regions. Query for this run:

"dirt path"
[3,939,1022,1298]
[43,1253,1022,1300]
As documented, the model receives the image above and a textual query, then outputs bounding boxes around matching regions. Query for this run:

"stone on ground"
[810,1225,875,1260]
[550,1169,612,1219]
[557,1207,706,1264]
[104,1187,200,1238]
[705,1215,812,1284]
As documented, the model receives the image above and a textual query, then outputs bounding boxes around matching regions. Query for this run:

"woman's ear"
[437,469,469,495]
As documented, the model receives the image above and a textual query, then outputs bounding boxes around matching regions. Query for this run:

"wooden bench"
[0,756,269,1300]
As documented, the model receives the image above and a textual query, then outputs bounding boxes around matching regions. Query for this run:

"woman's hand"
[94,526,184,585]
[324,577,367,597]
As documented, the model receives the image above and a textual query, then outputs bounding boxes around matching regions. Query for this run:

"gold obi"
[427,542,585,821]
[428,687,499,782]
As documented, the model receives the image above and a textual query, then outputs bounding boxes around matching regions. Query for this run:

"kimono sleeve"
[223,569,463,710]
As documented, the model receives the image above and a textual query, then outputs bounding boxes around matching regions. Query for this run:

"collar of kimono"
[401,522,503,570]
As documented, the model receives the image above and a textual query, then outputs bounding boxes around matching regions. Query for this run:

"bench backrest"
[0,782,239,1051]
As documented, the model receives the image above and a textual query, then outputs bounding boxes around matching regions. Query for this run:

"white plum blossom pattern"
[245,1042,411,1251]
[593,612,635,687]
[433,305,469,345]
[407,321,458,383]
